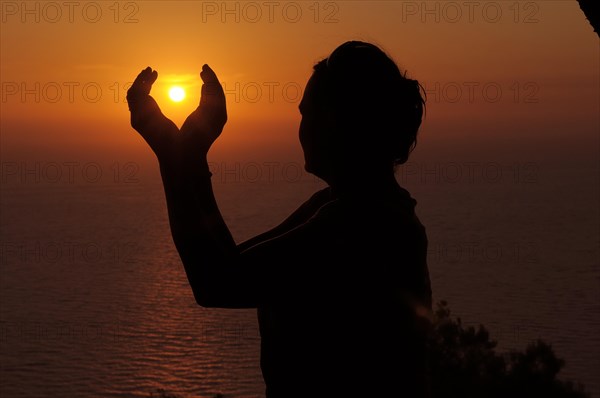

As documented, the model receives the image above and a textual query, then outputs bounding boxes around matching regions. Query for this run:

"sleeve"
[236,187,333,252]
[196,212,329,309]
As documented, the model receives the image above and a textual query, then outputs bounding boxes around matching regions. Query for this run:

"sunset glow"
[0,1,596,164]
[168,86,186,102]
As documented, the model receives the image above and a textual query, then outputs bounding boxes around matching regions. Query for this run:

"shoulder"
[300,186,334,212]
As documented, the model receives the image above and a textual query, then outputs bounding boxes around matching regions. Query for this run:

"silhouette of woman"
[127,41,432,398]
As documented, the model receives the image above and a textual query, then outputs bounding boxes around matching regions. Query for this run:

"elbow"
[191,278,233,308]
[191,283,254,309]
[184,265,224,308]
[192,288,221,308]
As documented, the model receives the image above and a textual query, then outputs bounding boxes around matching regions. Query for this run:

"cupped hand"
[127,67,179,161]
[127,65,227,167]
[180,64,228,156]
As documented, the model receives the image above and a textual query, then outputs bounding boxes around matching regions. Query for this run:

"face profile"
[298,41,425,187]
[298,72,329,176]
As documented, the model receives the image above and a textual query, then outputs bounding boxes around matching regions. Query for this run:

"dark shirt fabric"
[241,186,432,397]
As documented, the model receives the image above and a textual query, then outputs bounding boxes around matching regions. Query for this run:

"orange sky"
[1,1,598,166]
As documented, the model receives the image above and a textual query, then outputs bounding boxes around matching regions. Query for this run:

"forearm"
[126,65,242,306]
[159,156,238,303]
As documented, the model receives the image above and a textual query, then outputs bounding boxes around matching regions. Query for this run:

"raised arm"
[161,64,237,271]
[127,65,304,309]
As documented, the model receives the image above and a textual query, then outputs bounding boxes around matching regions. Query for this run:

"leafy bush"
[428,301,589,398]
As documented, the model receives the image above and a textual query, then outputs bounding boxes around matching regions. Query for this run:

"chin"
[304,162,321,177]
[303,158,314,173]
[304,163,328,182]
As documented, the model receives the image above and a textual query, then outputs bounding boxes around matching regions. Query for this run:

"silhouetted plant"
[428,301,589,397]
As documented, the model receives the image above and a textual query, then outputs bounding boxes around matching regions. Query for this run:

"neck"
[326,168,399,198]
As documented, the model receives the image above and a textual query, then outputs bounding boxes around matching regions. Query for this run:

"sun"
[168,86,185,102]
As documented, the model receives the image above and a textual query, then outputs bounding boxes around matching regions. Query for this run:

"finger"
[199,64,225,106]
[131,67,151,88]
[200,64,219,84]
[129,67,156,97]
[148,70,158,85]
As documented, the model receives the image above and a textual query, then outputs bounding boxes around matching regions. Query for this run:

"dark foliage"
[428,301,589,398]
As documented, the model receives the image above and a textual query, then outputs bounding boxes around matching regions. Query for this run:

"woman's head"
[299,41,425,181]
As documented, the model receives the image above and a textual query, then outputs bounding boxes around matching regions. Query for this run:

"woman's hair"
[312,41,425,165]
